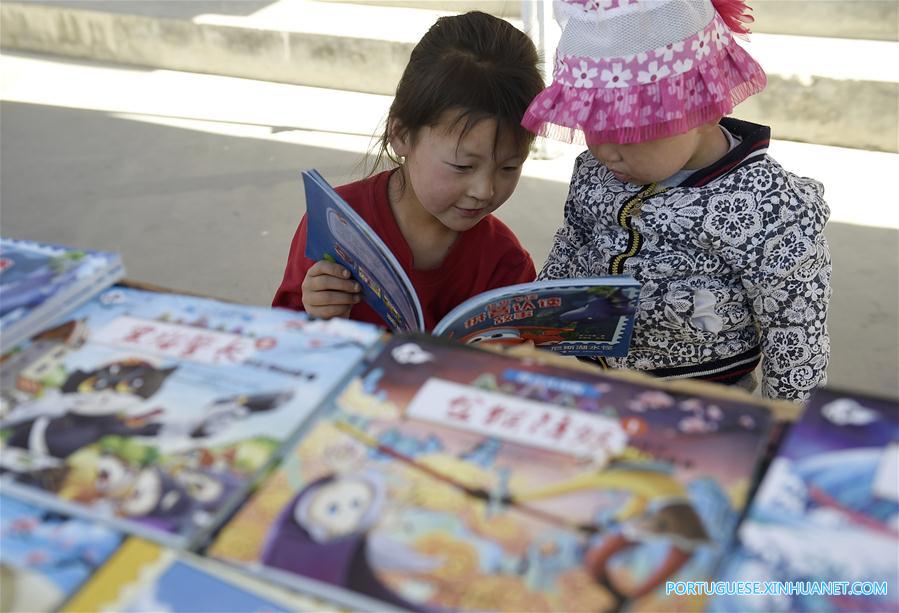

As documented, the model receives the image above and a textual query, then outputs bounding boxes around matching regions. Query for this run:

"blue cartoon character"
[260,471,440,611]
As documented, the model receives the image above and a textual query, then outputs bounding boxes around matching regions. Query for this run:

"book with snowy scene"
[710,387,899,612]
[303,169,639,357]
[0,492,125,612]
[0,286,381,549]
[210,334,774,612]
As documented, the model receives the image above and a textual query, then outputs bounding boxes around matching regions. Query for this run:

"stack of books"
[0,238,124,352]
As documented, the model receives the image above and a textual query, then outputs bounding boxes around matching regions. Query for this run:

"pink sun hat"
[522,0,767,145]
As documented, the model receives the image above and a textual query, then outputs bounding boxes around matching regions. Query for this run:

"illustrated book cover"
[0,286,381,549]
[710,387,898,612]
[62,537,334,612]
[210,334,774,611]
[0,237,124,352]
[302,169,639,356]
[0,492,125,612]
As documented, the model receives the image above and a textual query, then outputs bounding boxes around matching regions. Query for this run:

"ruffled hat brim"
[522,15,767,145]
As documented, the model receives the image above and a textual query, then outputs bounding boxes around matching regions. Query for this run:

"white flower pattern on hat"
[692,31,712,60]
[572,61,598,88]
[600,63,633,88]
[657,41,685,62]
[637,61,671,84]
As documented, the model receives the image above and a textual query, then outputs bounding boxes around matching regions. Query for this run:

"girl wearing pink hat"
[524,0,831,402]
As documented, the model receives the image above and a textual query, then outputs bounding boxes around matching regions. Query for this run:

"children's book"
[62,537,335,612]
[210,334,774,611]
[710,388,899,613]
[0,492,125,612]
[0,286,381,549]
[302,169,639,357]
[0,237,124,352]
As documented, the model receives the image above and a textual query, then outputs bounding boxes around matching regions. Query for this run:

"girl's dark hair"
[369,11,543,173]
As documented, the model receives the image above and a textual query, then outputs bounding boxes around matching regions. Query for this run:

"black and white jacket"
[539,119,831,402]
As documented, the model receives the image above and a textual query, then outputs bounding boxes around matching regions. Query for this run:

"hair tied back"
[712,0,755,37]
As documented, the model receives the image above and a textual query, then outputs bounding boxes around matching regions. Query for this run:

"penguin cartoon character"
[1,360,175,461]
[189,391,294,440]
[260,471,440,610]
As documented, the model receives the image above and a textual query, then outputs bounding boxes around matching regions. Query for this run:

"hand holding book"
[300,259,361,320]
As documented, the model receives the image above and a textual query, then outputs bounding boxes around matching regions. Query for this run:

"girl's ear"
[388,118,411,157]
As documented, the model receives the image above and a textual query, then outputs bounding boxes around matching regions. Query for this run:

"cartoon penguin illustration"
[260,472,439,611]
[1,360,175,460]
[188,391,294,439]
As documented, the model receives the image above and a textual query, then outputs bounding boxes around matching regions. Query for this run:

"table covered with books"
[0,242,896,613]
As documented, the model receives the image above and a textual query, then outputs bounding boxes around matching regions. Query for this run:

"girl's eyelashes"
[448,162,473,171]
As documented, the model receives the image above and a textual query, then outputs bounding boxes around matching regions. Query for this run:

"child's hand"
[301,260,361,319]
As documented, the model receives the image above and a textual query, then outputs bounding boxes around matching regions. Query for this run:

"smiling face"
[588,122,726,185]
[390,110,527,233]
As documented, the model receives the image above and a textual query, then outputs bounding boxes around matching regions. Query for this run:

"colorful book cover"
[710,388,899,612]
[0,492,124,612]
[303,169,640,356]
[0,286,381,549]
[432,278,640,357]
[210,335,773,611]
[0,237,124,352]
[63,537,334,612]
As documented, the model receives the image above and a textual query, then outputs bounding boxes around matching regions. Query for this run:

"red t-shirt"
[272,170,536,330]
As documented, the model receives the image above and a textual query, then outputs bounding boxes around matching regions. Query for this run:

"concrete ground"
[1,51,897,399]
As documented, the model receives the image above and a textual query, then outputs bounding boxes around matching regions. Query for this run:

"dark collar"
[678,118,771,188]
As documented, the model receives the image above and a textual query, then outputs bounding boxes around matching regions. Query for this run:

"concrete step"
[1,0,896,151]
[320,0,899,41]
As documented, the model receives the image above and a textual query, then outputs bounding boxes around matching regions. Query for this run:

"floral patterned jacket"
[539,119,831,402]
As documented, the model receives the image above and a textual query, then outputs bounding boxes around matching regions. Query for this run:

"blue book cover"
[710,388,899,612]
[63,537,330,612]
[303,169,423,333]
[0,492,125,612]
[0,286,381,548]
[0,237,124,352]
[303,169,639,356]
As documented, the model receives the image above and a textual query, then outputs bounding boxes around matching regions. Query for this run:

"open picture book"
[302,169,640,357]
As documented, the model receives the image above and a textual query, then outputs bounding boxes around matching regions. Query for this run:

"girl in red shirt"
[273,11,544,330]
